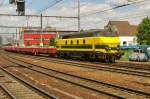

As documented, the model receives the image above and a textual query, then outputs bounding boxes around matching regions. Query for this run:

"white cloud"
[41,2,119,30]
[0,0,150,32]
[138,0,150,10]
[81,3,111,13]
[106,0,129,5]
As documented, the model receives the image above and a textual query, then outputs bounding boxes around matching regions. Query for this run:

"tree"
[137,17,150,45]
[79,29,84,33]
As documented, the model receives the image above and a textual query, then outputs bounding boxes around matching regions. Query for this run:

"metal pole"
[78,0,80,33]
[0,13,78,18]
[40,14,43,47]
[26,17,29,27]
[13,33,15,45]
[16,28,17,46]
[40,14,43,29]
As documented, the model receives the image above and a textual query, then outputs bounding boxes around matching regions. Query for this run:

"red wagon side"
[3,28,58,57]
[4,46,57,56]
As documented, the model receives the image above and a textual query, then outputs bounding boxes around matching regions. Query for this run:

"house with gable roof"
[105,21,138,46]
[59,21,139,47]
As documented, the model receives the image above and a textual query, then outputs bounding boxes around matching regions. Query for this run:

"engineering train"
[3,36,123,63]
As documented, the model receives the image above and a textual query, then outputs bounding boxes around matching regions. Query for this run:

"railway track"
[99,62,150,71]
[0,81,15,99]
[36,56,150,71]
[4,51,150,71]
[2,54,150,98]
[12,51,150,70]
[0,66,57,99]
[8,52,150,78]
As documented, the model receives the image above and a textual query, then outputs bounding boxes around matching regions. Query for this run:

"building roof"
[107,21,138,36]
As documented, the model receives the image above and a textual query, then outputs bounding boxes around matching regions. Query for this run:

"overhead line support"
[0,13,78,19]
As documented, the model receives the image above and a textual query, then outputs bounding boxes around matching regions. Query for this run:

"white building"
[105,21,138,46]
[119,36,137,46]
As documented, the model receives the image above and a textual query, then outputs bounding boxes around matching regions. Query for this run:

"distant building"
[19,27,57,47]
[105,21,138,46]
[19,27,78,47]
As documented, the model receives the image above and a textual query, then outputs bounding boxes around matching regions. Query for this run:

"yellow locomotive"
[56,37,123,63]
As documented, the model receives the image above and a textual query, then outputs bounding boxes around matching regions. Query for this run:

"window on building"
[123,41,127,46]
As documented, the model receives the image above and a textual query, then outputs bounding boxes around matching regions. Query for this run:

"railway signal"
[16,0,25,16]
[9,0,25,16]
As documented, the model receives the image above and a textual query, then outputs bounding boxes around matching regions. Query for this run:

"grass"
[120,49,133,61]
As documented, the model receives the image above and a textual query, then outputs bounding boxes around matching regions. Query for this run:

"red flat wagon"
[4,46,56,56]
[4,28,57,56]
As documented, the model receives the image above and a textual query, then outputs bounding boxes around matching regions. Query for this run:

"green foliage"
[49,38,56,46]
[80,29,84,32]
[120,49,133,61]
[137,17,150,45]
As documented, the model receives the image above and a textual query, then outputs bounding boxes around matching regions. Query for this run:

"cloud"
[138,0,150,10]
[81,3,111,14]
[42,2,119,30]
[105,0,129,5]
[0,0,150,32]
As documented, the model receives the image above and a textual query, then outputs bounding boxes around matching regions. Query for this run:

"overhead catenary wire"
[54,0,148,30]
[26,0,34,7]
[57,0,149,29]
[38,0,64,14]
[0,25,40,28]
[69,0,91,10]
[0,13,78,18]
[0,0,149,31]
[58,9,150,29]
[22,0,76,29]
[80,0,148,17]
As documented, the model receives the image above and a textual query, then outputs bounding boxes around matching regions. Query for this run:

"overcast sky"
[0,0,150,34]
